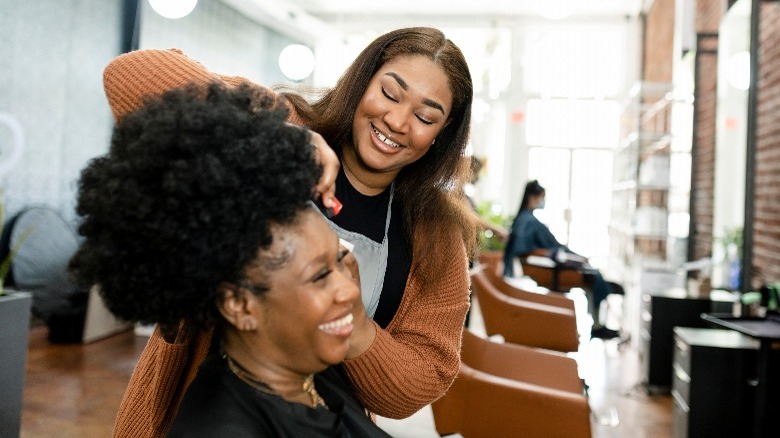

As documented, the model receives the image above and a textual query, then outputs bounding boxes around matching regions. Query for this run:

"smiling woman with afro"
[68,83,396,437]
[69,83,321,330]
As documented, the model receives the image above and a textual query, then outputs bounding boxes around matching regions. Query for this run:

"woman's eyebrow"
[384,72,408,90]
[383,72,446,115]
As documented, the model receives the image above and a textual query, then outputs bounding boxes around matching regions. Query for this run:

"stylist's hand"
[340,246,376,359]
[309,130,339,209]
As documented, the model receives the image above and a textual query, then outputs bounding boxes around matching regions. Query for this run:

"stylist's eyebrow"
[384,72,446,115]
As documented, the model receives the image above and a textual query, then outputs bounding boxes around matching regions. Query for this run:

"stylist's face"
[351,54,452,178]
[248,209,360,373]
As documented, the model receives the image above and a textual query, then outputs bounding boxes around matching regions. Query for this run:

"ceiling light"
[148,0,198,19]
[279,44,315,81]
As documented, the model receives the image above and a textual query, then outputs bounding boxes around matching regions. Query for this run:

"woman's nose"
[384,105,411,134]
[334,269,360,303]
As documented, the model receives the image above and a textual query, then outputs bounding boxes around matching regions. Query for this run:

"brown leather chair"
[476,250,503,276]
[519,248,591,292]
[432,330,592,438]
[470,269,580,352]
[478,249,585,296]
[480,263,575,313]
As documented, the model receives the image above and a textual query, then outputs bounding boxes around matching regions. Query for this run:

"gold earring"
[239,318,257,331]
[431,139,436,146]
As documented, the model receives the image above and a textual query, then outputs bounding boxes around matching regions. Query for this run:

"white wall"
[0,0,303,226]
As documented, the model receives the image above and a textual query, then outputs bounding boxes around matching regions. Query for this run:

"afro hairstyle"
[69,83,321,329]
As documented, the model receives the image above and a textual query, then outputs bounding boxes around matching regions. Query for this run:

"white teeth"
[318,313,353,331]
[373,127,401,148]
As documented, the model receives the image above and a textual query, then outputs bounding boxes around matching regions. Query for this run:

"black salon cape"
[167,355,391,437]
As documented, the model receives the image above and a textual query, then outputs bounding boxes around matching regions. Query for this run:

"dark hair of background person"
[469,156,483,185]
[69,84,321,330]
[519,179,545,213]
[281,27,479,259]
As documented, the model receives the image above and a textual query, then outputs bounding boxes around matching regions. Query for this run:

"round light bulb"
[278,44,315,81]
[148,0,198,19]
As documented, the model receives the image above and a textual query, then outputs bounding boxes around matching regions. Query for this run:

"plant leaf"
[0,225,35,294]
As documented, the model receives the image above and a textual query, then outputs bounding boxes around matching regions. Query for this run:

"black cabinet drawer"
[671,327,758,438]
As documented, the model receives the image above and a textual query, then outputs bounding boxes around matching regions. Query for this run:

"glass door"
[528,147,614,267]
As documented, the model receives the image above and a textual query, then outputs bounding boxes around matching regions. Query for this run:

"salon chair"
[432,330,591,438]
[519,248,592,292]
[479,263,575,312]
[470,269,580,352]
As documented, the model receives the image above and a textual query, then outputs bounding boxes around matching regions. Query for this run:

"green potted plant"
[0,200,34,438]
[475,200,509,252]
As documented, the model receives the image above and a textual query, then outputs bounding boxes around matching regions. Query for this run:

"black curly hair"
[69,83,321,329]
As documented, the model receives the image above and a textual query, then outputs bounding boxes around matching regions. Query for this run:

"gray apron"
[315,187,393,319]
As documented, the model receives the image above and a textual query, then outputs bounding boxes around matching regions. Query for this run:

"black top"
[168,355,391,438]
[331,170,412,328]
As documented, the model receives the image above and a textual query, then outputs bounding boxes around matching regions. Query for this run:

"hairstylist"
[103,27,478,436]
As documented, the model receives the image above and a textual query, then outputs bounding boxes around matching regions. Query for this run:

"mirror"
[711,0,751,290]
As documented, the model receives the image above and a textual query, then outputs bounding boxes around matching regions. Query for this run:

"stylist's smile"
[372,125,402,149]
[318,313,354,336]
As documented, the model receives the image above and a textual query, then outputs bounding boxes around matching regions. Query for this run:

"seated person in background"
[69,84,390,437]
[503,180,621,340]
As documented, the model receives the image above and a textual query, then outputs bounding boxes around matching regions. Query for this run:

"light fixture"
[278,44,315,81]
[0,112,24,176]
[726,50,750,91]
[148,0,198,19]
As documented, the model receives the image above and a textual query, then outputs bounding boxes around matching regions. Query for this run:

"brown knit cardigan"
[103,49,471,437]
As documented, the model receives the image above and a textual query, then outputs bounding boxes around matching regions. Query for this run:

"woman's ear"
[217,284,259,332]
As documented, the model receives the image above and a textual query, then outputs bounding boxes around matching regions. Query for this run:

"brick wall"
[643,0,675,83]
[696,0,724,32]
[752,3,780,286]
[691,35,718,260]
[690,1,725,261]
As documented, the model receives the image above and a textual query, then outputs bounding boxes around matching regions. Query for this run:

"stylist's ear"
[217,285,259,332]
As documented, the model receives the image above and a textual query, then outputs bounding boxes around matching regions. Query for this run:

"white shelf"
[608,81,692,300]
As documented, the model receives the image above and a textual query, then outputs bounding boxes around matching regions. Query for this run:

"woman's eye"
[415,114,434,125]
[312,268,332,283]
[381,87,398,102]
[337,249,349,264]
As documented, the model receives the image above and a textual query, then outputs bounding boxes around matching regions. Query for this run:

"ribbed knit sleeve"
[103,48,303,126]
[112,325,212,438]
[341,226,470,419]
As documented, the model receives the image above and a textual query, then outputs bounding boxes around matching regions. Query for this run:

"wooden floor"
[21,324,147,438]
[20,318,672,437]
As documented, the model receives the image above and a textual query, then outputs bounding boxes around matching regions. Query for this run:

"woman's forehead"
[252,210,335,270]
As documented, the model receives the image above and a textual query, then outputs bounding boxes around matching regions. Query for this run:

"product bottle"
[727,244,741,291]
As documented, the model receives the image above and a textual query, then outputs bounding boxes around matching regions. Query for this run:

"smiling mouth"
[372,126,401,148]
[318,313,354,335]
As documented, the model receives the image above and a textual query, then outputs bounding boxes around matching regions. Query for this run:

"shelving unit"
[609,82,693,345]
